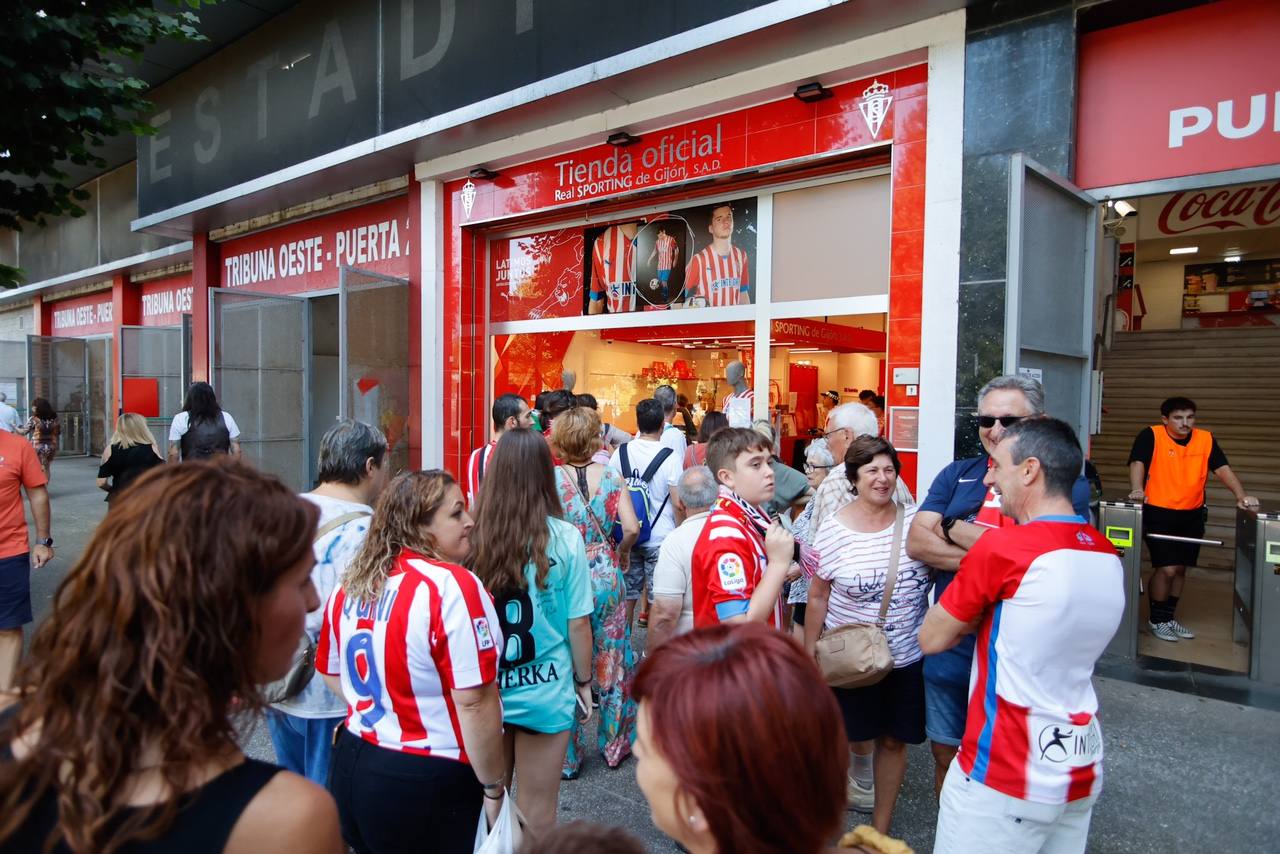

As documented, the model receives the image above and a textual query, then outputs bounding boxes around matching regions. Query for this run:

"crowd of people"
[0,372,1203,853]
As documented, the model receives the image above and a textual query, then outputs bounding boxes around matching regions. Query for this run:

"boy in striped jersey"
[682,204,751,307]
[690,427,794,628]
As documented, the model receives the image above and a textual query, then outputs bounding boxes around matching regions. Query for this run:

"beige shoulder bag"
[814,502,904,689]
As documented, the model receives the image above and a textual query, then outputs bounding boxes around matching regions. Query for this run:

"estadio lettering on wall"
[218,196,411,293]
[1077,0,1280,189]
[49,294,113,336]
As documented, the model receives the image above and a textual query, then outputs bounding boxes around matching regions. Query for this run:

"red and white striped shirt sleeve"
[316,586,346,676]
[433,566,502,691]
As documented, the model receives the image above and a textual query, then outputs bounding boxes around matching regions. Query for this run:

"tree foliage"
[0,1,211,287]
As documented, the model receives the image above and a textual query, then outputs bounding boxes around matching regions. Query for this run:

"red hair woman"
[632,623,848,853]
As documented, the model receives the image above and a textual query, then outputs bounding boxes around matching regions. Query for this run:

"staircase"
[1091,326,1280,572]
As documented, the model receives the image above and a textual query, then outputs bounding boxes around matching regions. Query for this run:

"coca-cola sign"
[1143,180,1280,238]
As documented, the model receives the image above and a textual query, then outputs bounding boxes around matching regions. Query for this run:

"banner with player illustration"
[489,197,758,322]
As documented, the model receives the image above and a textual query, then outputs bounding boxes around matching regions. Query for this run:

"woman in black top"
[0,462,342,853]
[96,413,164,503]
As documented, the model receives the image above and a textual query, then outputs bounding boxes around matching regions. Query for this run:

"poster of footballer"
[583,196,758,314]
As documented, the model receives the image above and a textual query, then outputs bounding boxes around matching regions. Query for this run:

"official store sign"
[453,67,922,224]
[217,196,411,294]
[1077,0,1280,189]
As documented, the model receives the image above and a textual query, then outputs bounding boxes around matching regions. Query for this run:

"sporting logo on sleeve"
[473,617,495,650]
[718,553,747,592]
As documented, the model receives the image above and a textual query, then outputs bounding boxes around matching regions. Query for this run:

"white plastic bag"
[473,792,524,854]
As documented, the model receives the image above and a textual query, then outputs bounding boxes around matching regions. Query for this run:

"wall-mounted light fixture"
[793,82,832,103]
[468,167,498,180]
[607,131,641,147]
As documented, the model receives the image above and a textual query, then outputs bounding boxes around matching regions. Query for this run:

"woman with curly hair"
[0,460,341,853]
[319,470,507,853]
[20,397,60,481]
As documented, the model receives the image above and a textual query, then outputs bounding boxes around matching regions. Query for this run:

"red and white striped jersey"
[685,245,750,307]
[940,520,1123,804]
[655,233,678,270]
[690,492,782,628]
[721,389,754,410]
[317,549,502,759]
[591,225,637,313]
[466,440,497,508]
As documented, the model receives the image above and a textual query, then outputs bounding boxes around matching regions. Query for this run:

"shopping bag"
[473,792,525,854]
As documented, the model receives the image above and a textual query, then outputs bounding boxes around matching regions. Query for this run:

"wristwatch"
[940,517,958,546]
[36,537,53,548]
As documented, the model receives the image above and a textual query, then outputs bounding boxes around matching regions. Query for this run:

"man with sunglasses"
[906,375,1091,799]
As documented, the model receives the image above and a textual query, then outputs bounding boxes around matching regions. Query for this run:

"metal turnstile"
[1099,501,1144,658]
[1236,509,1280,685]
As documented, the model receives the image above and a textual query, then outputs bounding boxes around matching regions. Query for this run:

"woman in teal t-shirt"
[468,428,594,837]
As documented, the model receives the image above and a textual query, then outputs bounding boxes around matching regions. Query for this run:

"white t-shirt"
[652,511,709,639]
[0,402,20,433]
[274,493,373,718]
[635,421,688,460]
[812,505,930,667]
[168,410,240,442]
[608,437,683,549]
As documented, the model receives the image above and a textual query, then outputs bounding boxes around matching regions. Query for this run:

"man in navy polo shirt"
[906,375,1090,797]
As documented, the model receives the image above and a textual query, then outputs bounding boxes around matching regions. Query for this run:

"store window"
[488,196,761,324]
[772,174,891,302]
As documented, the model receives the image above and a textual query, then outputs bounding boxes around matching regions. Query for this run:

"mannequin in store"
[722,360,754,427]
[561,369,577,393]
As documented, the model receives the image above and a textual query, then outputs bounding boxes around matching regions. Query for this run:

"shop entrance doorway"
[26,335,89,457]
[210,289,309,491]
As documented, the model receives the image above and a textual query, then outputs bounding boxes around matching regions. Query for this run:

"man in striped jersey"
[588,222,638,314]
[466,393,532,508]
[682,204,751,307]
[921,417,1123,854]
[646,225,680,301]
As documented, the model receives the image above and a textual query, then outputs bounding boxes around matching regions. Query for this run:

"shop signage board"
[137,0,777,215]
[217,196,411,294]
[1077,0,1280,189]
[139,274,195,327]
[1137,179,1280,240]
[457,70,905,224]
[48,292,114,337]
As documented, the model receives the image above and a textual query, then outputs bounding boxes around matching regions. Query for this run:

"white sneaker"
[1149,621,1179,642]
[1167,620,1195,639]
[846,776,874,812]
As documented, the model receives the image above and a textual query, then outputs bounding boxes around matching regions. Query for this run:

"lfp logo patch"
[717,554,747,592]
[473,617,495,650]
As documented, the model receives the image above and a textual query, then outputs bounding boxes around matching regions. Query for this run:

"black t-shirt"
[97,442,164,500]
[1127,427,1228,474]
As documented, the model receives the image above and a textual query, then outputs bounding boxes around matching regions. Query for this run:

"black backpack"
[180,414,231,460]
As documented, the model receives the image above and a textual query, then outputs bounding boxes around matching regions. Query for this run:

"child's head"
[706,427,775,507]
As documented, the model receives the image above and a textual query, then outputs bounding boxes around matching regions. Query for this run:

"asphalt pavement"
[22,456,1280,852]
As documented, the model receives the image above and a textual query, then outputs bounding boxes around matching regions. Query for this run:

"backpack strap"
[639,447,674,522]
[314,510,371,542]
[477,444,488,484]
[619,442,634,479]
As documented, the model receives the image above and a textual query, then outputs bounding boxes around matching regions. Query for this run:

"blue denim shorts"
[923,646,973,746]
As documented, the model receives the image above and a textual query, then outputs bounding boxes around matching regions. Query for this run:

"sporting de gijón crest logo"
[461,179,477,220]
[858,80,892,139]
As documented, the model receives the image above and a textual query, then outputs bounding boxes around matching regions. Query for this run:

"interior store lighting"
[1168,246,1198,255]
[1224,255,1242,263]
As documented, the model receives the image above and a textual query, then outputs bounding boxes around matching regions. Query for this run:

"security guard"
[1128,396,1259,643]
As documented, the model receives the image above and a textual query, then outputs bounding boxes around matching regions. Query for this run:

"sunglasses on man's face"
[974,414,1026,429]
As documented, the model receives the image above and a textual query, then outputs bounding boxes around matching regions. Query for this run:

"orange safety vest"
[1145,425,1212,511]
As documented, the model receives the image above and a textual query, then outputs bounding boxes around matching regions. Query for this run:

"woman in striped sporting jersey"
[320,471,507,853]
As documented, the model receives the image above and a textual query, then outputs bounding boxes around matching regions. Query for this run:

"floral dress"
[555,464,637,775]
